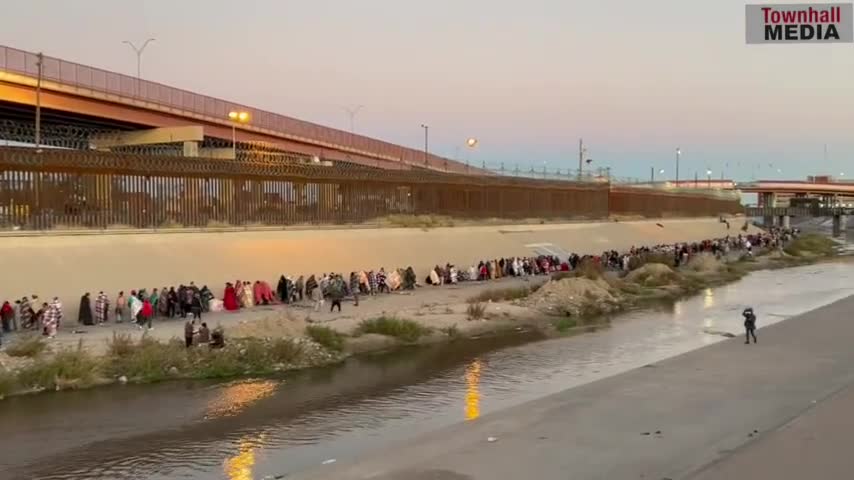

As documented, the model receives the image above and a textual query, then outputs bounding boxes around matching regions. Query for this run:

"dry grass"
[467,285,539,303]
[466,302,487,320]
[356,316,431,342]
[305,325,345,352]
[785,234,837,257]
[5,335,48,358]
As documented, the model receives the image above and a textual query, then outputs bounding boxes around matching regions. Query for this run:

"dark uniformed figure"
[743,307,757,344]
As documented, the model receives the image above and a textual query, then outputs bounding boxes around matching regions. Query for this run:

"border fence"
[0,148,742,231]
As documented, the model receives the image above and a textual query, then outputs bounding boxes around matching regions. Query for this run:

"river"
[2,261,853,480]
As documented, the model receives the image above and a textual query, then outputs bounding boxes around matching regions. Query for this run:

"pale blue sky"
[1,0,852,180]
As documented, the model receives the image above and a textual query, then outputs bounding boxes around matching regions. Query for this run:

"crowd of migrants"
[0,226,797,346]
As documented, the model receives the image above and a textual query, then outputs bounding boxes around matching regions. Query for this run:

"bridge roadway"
[0,45,468,172]
[292,294,854,480]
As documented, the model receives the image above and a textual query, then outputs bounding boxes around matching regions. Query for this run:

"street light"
[122,38,156,79]
[420,124,429,167]
[675,147,681,184]
[706,169,713,188]
[228,111,250,159]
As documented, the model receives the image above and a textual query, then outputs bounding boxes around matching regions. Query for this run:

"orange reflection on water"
[703,288,715,310]
[465,358,482,421]
[224,434,267,480]
[205,380,277,420]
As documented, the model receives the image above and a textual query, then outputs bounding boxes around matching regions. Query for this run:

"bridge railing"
[744,206,852,217]
[0,45,463,171]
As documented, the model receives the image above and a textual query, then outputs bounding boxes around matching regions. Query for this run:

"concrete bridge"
[744,206,851,237]
[0,45,472,172]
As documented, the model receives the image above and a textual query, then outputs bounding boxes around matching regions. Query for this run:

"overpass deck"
[0,45,469,172]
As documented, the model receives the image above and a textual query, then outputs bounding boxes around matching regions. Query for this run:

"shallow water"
[2,262,854,480]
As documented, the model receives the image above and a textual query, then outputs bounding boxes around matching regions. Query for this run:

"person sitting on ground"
[197,322,211,345]
[210,328,225,349]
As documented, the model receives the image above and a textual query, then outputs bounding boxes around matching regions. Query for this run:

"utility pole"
[650,166,654,183]
[420,124,429,167]
[343,105,364,133]
[675,147,681,185]
[35,52,43,150]
[578,138,584,179]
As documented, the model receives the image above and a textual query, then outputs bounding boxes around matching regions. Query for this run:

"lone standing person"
[743,307,757,344]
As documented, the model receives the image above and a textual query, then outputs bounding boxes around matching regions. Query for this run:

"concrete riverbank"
[293,294,854,480]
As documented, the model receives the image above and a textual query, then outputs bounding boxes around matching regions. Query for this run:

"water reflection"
[702,288,715,309]
[465,359,482,421]
[224,434,266,480]
[205,380,278,419]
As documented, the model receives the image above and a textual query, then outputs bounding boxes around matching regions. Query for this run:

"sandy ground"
[0,217,757,321]
[287,294,854,480]
[17,275,549,355]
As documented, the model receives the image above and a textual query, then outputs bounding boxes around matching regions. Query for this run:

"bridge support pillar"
[183,141,199,157]
[832,214,847,237]
[763,214,775,228]
[779,215,790,229]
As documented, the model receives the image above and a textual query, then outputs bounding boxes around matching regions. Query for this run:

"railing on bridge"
[0,45,462,170]
[744,206,853,217]
[0,148,742,231]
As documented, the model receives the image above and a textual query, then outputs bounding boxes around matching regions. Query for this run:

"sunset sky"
[1,0,852,180]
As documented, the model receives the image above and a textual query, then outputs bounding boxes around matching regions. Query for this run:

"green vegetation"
[466,302,487,320]
[467,285,540,303]
[0,370,16,397]
[15,340,100,391]
[356,316,431,342]
[5,335,48,358]
[306,325,346,352]
[441,324,460,339]
[785,234,837,257]
[554,317,577,333]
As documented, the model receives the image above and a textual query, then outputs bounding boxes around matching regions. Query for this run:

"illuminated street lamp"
[228,111,250,159]
[706,169,713,188]
[465,137,478,173]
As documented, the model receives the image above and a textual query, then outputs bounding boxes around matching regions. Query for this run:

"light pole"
[123,38,155,80]
[706,169,712,188]
[228,111,250,159]
[420,124,429,167]
[342,105,364,134]
[675,147,681,185]
[465,138,478,173]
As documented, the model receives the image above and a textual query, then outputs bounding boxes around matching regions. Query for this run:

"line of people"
[0,227,801,342]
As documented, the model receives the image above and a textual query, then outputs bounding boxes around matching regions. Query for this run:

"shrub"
[784,234,836,257]
[5,335,48,358]
[106,332,136,357]
[267,338,305,363]
[441,324,460,338]
[105,335,190,382]
[467,285,538,303]
[306,325,345,352]
[554,318,576,333]
[466,302,487,320]
[16,341,100,391]
[357,316,431,342]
